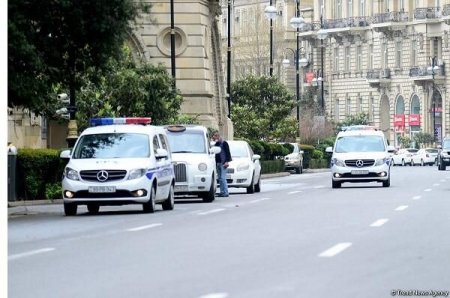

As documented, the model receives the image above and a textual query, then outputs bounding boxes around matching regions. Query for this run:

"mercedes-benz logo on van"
[356,160,364,167]
[97,170,109,182]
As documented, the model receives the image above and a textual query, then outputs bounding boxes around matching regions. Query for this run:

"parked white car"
[283,143,304,174]
[411,148,437,166]
[165,125,220,202]
[392,148,418,166]
[226,140,262,193]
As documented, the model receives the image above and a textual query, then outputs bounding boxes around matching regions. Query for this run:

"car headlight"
[65,167,80,181]
[198,163,207,171]
[374,158,385,166]
[237,163,250,171]
[128,168,147,180]
[331,158,345,167]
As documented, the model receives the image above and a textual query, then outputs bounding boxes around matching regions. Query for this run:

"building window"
[359,0,366,16]
[348,0,353,17]
[369,94,374,121]
[368,44,373,69]
[345,46,350,72]
[334,0,342,19]
[382,42,388,68]
[358,94,363,113]
[411,40,417,66]
[356,46,362,71]
[334,48,340,71]
[395,41,402,68]
[385,0,390,12]
[335,98,340,120]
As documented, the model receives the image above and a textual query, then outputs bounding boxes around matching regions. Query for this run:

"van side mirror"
[155,148,169,159]
[387,145,396,153]
[325,146,333,153]
[60,150,71,159]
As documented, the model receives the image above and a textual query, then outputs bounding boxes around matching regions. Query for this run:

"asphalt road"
[8,167,450,298]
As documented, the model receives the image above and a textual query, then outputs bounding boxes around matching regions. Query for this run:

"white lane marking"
[440,179,446,182]
[288,190,303,195]
[8,248,55,261]
[395,205,408,211]
[197,208,225,215]
[249,197,272,204]
[370,218,389,227]
[433,183,440,187]
[412,195,421,200]
[127,223,162,232]
[198,293,229,298]
[313,185,326,189]
[424,188,432,192]
[318,242,352,257]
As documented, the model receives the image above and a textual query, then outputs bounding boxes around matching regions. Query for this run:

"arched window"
[410,94,420,114]
[395,95,405,114]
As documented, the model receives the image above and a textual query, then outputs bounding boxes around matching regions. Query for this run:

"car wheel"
[295,164,302,174]
[332,180,341,188]
[143,185,156,213]
[382,175,390,187]
[64,203,77,216]
[162,183,174,210]
[87,204,99,214]
[246,174,255,194]
[202,177,216,203]
[254,175,261,193]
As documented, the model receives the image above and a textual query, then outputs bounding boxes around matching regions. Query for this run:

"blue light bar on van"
[90,117,152,126]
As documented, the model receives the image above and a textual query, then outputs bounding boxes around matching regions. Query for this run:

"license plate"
[88,186,116,193]
[351,170,369,175]
[175,185,188,192]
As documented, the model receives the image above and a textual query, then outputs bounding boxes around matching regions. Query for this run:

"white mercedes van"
[326,126,396,188]
[60,117,175,215]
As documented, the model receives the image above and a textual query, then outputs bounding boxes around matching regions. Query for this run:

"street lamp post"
[289,0,305,135]
[227,0,232,119]
[170,0,176,90]
[317,4,328,115]
[264,2,277,76]
[429,56,440,143]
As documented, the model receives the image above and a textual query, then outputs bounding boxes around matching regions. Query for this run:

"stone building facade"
[220,0,450,147]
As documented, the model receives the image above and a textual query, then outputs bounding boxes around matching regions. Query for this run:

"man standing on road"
[212,131,232,197]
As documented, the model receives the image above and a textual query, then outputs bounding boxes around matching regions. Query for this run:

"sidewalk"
[7,169,329,217]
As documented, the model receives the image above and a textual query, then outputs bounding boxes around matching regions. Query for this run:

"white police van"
[164,125,220,202]
[60,117,175,216]
[326,125,396,188]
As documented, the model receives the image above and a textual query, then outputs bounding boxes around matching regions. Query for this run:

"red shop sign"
[305,72,315,83]
[394,114,405,126]
[409,114,421,126]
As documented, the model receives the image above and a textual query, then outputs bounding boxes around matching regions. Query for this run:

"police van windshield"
[335,135,386,153]
[72,133,150,159]
[443,139,450,149]
[166,131,207,153]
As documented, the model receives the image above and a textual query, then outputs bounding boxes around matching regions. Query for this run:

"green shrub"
[312,149,324,160]
[16,149,66,200]
[45,183,62,201]
[261,159,285,174]
[309,159,329,169]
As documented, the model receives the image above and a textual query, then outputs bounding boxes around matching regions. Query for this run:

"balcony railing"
[372,11,409,23]
[409,64,445,77]
[298,22,321,33]
[366,68,391,80]
[414,7,441,19]
[323,16,371,29]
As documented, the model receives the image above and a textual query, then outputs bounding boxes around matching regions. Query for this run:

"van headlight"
[331,158,345,167]
[65,167,80,181]
[374,158,389,166]
[198,163,207,171]
[128,168,147,180]
[237,163,250,171]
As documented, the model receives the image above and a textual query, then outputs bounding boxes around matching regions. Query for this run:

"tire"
[87,204,99,214]
[254,175,261,193]
[143,186,156,213]
[332,180,341,188]
[162,183,175,210]
[295,164,303,174]
[246,174,255,194]
[382,175,391,187]
[64,203,77,216]
[202,177,216,203]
